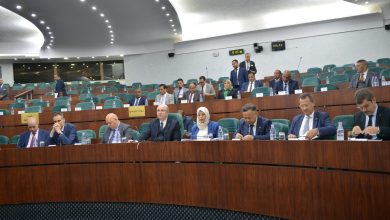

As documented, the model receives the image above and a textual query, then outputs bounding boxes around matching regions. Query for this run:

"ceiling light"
[77,57,80,59]
[100,13,105,17]
[49,43,52,46]
[50,36,54,39]
[174,33,177,35]
[46,26,50,30]
[105,19,109,23]
[120,54,124,57]
[31,13,36,17]
[155,0,159,2]
[111,34,114,37]
[64,57,69,60]
[92,56,95,59]
[365,1,369,4]
[166,13,170,16]
[161,6,166,10]
[16,5,22,10]
[169,19,173,22]
[40,20,45,24]
[108,25,112,28]
[80,0,85,2]
[46,46,51,49]
[171,24,175,27]
[109,30,113,33]
[173,29,176,31]
[50,40,54,42]
[14,58,18,61]
[48,32,52,35]
[106,56,109,58]
[91,6,97,10]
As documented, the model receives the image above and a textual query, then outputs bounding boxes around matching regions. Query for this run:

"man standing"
[102,113,133,143]
[288,93,336,140]
[269,70,282,91]
[129,89,148,106]
[196,76,216,96]
[139,104,181,141]
[275,70,299,95]
[239,53,257,73]
[352,88,390,140]
[173,78,188,103]
[155,84,174,105]
[0,78,8,101]
[17,117,50,148]
[240,71,263,92]
[50,112,78,145]
[349,59,380,88]
[184,82,202,103]
[230,59,248,90]
[54,74,68,97]
[235,103,272,140]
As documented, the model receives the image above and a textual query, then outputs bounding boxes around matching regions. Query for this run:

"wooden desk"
[0,141,389,219]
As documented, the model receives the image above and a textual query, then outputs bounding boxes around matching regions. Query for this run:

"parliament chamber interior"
[0,0,390,219]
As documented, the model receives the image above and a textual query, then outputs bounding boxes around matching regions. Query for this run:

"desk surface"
[0,140,389,220]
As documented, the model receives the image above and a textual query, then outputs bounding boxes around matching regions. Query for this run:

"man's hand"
[53,123,62,134]
[235,133,244,140]
[305,128,319,140]
[288,134,297,139]
[363,126,379,136]
[242,135,254,141]
[352,126,363,136]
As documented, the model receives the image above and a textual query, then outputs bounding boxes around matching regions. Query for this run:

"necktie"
[202,85,204,94]
[248,82,253,92]
[303,116,310,135]
[189,93,193,103]
[134,98,139,106]
[367,115,373,127]
[160,121,164,131]
[108,129,116,144]
[177,88,182,98]
[235,69,239,84]
[249,125,254,136]
[359,73,364,81]
[29,132,36,148]
[284,83,287,92]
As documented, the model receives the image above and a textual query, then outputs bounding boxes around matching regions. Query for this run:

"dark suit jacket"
[50,123,78,145]
[139,118,181,141]
[240,80,263,92]
[183,91,202,102]
[55,79,68,96]
[289,111,336,139]
[239,60,257,72]
[129,97,148,106]
[269,79,281,91]
[230,67,248,90]
[353,105,390,140]
[183,116,194,132]
[0,84,8,100]
[17,129,50,148]
[101,122,133,143]
[275,80,299,95]
[190,121,219,139]
[217,88,238,99]
[349,72,380,88]
[237,116,272,140]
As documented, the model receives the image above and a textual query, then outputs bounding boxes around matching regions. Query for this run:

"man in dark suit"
[268,69,282,91]
[230,59,248,90]
[0,78,9,101]
[183,82,202,103]
[102,113,133,143]
[17,117,50,148]
[54,74,68,97]
[349,59,381,89]
[239,53,257,73]
[177,110,194,133]
[352,88,390,140]
[240,70,263,92]
[50,112,78,145]
[173,78,188,103]
[129,89,148,106]
[275,70,299,95]
[139,104,181,141]
[235,103,272,140]
[288,93,336,140]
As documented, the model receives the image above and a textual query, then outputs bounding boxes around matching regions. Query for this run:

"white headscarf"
[196,107,210,130]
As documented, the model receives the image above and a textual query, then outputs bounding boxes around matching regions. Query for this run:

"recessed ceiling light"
[40,20,45,24]
[106,56,109,58]
[16,5,22,10]
[161,6,166,10]
[110,42,114,44]
[64,57,69,60]
[50,36,54,39]
[173,29,176,31]
[174,33,177,35]
[105,19,109,23]
[49,43,52,46]
[171,24,175,27]
[46,46,51,49]
[14,58,18,61]
[48,32,52,35]
[365,1,369,4]
[31,13,36,17]
[92,56,95,59]
[109,30,113,33]
[166,13,170,16]
[169,19,173,22]
[46,26,50,30]
[155,0,159,2]
[120,54,124,57]
[111,34,114,37]
[100,13,105,17]
[50,40,54,42]
[91,6,97,10]
[108,25,112,28]
[80,0,85,2]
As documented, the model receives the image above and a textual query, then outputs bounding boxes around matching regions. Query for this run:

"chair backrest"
[51,105,68,112]
[77,129,97,141]
[381,68,390,78]
[329,74,349,84]
[105,86,118,93]
[367,61,377,68]
[377,58,390,65]
[302,77,320,87]
[99,125,108,141]
[218,118,239,133]
[54,99,69,107]
[168,113,184,137]
[76,102,94,110]
[130,130,141,141]
[186,79,198,84]
[9,102,25,109]
[251,87,270,97]
[343,70,357,79]
[273,122,289,136]
[132,82,142,89]
[368,67,383,75]
[299,73,316,83]
[24,106,42,113]
[138,122,150,134]
[11,135,20,144]
[314,84,337,92]
[146,92,160,100]
[0,135,9,144]
[318,72,334,81]
[103,99,123,109]
[218,77,229,83]
[79,93,93,101]
[32,101,50,108]
[271,119,290,126]
[56,96,69,101]
[332,67,345,74]
[67,90,79,95]
[307,67,322,75]
[333,115,354,131]
[323,64,336,73]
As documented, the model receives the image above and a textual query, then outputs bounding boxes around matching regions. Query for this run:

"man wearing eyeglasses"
[352,88,390,140]
[17,117,50,148]
[50,112,78,145]
[139,104,181,141]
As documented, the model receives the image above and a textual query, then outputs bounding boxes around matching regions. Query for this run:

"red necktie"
[28,132,36,148]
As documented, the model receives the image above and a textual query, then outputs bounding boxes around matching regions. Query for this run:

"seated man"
[50,112,78,145]
[139,104,181,141]
[0,78,9,101]
[102,113,133,143]
[173,78,188,103]
[17,117,50,148]
[178,110,194,133]
[352,88,390,140]
[183,82,202,103]
[288,93,336,140]
[349,59,381,88]
[235,103,272,140]
[275,70,299,95]
[268,69,282,91]
[129,88,148,106]
[240,70,263,93]
[155,84,174,105]
[196,76,216,96]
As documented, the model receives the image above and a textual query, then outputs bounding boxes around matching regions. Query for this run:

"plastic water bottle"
[90,98,95,110]
[67,100,71,111]
[69,95,72,101]
[112,100,117,108]
[337,122,344,141]
[372,76,379,87]
[269,87,274,96]
[123,86,127,92]
[101,86,105,93]
[24,101,28,109]
[10,107,14,115]
[326,76,330,84]
[237,90,241,99]
[270,124,276,140]
[39,96,43,102]
[81,132,87,144]
[381,75,387,86]
[218,126,224,140]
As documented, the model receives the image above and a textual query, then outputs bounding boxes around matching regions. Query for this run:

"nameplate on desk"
[21,112,39,124]
[256,93,264,97]
[181,100,188,104]
[153,102,159,106]
[123,104,130,108]
[294,89,302,94]
[225,96,233,100]
[75,107,82,111]
[321,87,328,92]
[278,91,287,95]
[129,106,146,117]
[60,108,68,112]
[96,106,103,110]
[18,110,25,114]
[0,112,3,116]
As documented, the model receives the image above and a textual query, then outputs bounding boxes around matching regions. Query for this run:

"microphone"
[297,57,302,70]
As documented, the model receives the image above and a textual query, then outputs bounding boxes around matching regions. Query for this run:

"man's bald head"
[105,113,120,129]
[282,70,291,82]
[27,117,39,133]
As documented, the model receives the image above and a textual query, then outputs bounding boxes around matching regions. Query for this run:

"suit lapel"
[313,112,319,128]
[297,115,305,134]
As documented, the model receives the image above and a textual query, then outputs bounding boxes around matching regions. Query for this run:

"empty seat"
[369,67,383,75]
[0,109,10,115]
[77,129,97,141]
[251,87,270,97]
[103,99,123,109]
[302,77,320,87]
[271,119,290,126]
[24,106,42,113]
[273,122,289,136]
[0,135,9,144]
[138,122,150,134]
[76,102,95,111]
[332,67,345,74]
[99,125,108,142]
[299,73,316,83]
[11,135,20,144]
[307,67,322,75]
[333,115,354,131]
[381,69,390,79]
[329,74,349,84]
[323,64,336,73]
[168,113,184,137]
[218,118,239,133]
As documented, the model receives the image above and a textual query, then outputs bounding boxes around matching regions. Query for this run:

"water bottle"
[123,86,127,92]
[67,100,71,111]
[90,98,95,110]
[217,126,224,140]
[270,124,276,140]
[24,101,28,109]
[39,96,43,102]
[336,122,344,141]
[381,75,387,86]
[81,132,87,144]
[372,76,379,87]
[237,90,241,99]
[269,87,274,96]
[10,107,14,115]
[101,86,104,93]
[69,95,72,101]
[326,76,330,84]
[112,100,117,108]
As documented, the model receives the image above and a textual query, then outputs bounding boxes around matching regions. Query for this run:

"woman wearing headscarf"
[191,107,219,139]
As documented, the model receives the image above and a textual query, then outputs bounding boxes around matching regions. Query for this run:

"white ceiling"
[0,0,387,61]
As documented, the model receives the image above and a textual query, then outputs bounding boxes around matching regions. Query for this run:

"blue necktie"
[249,125,254,136]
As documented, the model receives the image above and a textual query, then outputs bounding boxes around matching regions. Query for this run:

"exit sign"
[229,49,244,56]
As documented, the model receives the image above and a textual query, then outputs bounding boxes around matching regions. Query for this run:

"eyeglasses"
[157,109,167,112]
